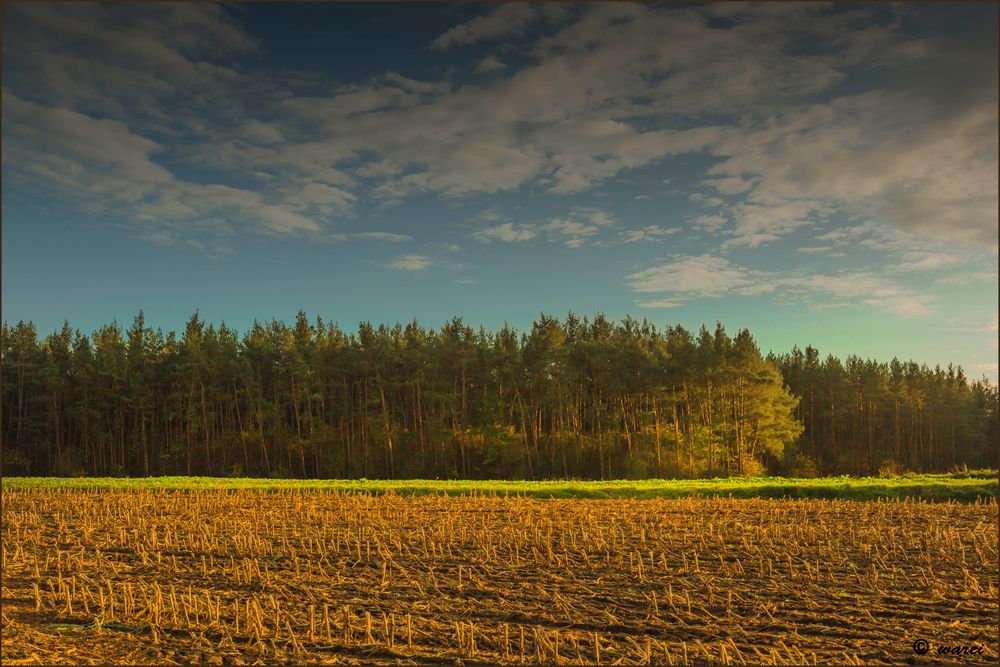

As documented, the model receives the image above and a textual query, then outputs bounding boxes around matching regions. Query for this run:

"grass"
[2,471,996,501]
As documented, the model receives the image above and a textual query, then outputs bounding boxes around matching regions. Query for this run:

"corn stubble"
[1,488,996,665]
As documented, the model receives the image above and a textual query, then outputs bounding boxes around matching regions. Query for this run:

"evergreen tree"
[2,313,995,479]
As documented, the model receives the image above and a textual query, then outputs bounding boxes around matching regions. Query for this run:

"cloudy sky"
[3,2,997,380]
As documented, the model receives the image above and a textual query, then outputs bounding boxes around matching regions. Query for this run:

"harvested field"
[2,488,997,665]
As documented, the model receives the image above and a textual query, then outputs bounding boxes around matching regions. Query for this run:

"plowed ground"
[2,489,996,665]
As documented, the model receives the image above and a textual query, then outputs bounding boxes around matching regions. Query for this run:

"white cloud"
[812,221,994,278]
[703,176,754,195]
[475,208,505,222]
[430,4,571,50]
[256,206,320,234]
[690,193,724,208]
[722,200,831,249]
[472,223,538,243]
[627,255,937,317]
[540,219,601,247]
[382,72,449,95]
[283,87,419,119]
[865,293,935,317]
[4,92,172,190]
[635,299,685,309]
[941,313,999,334]
[476,56,507,73]
[472,208,618,247]
[622,226,678,243]
[627,255,766,297]
[1,7,339,243]
[708,84,997,249]
[6,2,996,255]
[573,207,617,227]
[780,272,937,317]
[388,254,434,271]
[897,250,962,271]
[355,232,412,242]
[238,120,284,146]
[691,214,727,230]
[543,124,722,194]
[937,272,997,287]
[298,183,355,213]
[356,159,407,179]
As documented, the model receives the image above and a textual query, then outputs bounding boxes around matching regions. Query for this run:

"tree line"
[1,312,995,479]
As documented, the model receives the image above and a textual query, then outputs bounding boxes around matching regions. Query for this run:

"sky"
[2,2,998,381]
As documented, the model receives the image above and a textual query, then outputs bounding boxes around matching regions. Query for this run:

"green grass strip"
[2,471,995,502]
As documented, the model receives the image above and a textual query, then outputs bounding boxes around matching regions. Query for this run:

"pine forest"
[2,312,995,479]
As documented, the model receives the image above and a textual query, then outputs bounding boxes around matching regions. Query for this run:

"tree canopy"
[2,312,995,479]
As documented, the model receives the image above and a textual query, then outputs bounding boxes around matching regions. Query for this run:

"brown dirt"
[1,489,996,665]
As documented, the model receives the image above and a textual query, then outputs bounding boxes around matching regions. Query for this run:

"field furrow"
[1,489,996,665]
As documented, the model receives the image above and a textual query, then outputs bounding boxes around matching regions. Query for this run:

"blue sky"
[3,2,997,380]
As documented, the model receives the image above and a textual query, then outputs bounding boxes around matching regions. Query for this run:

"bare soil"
[1,489,996,664]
